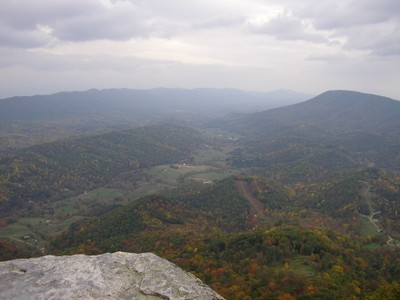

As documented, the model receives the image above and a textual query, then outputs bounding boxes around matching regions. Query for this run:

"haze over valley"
[1,0,400,299]
[1,88,400,299]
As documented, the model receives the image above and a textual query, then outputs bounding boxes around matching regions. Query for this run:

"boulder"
[0,252,224,300]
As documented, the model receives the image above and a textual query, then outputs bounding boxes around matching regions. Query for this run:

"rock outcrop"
[0,252,225,300]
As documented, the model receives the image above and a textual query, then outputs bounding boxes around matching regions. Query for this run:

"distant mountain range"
[0,88,312,125]
[0,88,312,151]
[2,88,400,299]
[2,88,399,174]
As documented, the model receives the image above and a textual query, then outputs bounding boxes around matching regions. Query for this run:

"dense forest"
[49,176,400,299]
[0,124,203,215]
[1,90,400,299]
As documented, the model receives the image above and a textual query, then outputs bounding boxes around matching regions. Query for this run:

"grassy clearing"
[146,164,217,185]
[186,169,239,182]
[0,162,235,250]
[0,215,87,248]
[194,147,229,166]
[0,188,123,250]
[143,164,241,187]
[51,188,123,215]
[364,243,382,250]
[0,223,32,238]
[287,256,319,278]
[82,188,122,200]
[129,182,172,199]
[0,220,46,250]
[358,216,379,239]
[198,128,242,140]
[193,143,238,167]
[18,217,45,227]
[194,127,240,166]
[0,130,242,253]
[37,216,85,237]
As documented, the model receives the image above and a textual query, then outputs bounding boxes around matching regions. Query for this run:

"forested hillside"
[1,89,400,299]
[49,173,400,299]
[0,88,310,153]
[0,124,203,215]
[223,91,400,175]
[227,90,400,134]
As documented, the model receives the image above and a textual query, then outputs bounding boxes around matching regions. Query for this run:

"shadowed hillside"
[221,90,400,175]
[0,124,203,215]
[226,90,400,134]
[0,88,311,152]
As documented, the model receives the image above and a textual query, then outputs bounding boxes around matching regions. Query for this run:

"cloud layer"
[0,0,399,99]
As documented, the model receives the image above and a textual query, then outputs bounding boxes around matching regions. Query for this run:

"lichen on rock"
[0,252,225,300]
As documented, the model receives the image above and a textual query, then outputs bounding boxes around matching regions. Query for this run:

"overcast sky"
[0,0,399,99]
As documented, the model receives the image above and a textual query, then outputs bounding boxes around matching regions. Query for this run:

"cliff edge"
[0,252,225,300]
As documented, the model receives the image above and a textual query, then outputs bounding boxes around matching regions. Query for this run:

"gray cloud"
[296,0,400,30]
[0,47,150,71]
[306,53,348,62]
[0,0,399,100]
[53,6,152,41]
[291,0,400,56]
[192,15,246,29]
[0,26,53,48]
[3,0,398,57]
[248,14,328,43]
[341,23,400,56]
[0,0,154,47]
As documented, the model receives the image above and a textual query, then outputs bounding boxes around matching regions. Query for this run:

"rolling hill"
[0,124,203,215]
[226,90,400,134]
[0,88,311,123]
[0,88,311,153]
[49,172,400,300]
[2,89,400,299]
[221,90,400,175]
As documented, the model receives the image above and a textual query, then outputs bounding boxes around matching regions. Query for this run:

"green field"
[51,188,124,215]
[147,164,217,185]
[0,222,32,239]
[287,255,320,278]
[358,215,379,239]
[0,215,87,249]
[186,169,238,182]
[0,133,242,254]
[0,188,123,250]
[363,242,382,250]
[0,163,237,250]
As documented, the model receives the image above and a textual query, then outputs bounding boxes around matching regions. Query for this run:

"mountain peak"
[308,90,397,104]
[225,89,400,135]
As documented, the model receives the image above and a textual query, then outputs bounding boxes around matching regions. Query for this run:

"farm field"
[0,140,240,251]
[358,215,380,240]
[0,188,123,250]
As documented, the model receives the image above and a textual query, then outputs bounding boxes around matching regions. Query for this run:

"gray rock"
[0,252,225,300]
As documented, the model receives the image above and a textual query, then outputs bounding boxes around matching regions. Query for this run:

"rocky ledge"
[0,252,224,300]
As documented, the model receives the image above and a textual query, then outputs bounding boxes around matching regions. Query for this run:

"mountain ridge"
[220,90,400,174]
[226,90,400,134]
[0,87,312,151]
[0,87,311,122]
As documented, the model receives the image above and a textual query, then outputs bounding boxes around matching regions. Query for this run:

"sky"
[0,0,399,99]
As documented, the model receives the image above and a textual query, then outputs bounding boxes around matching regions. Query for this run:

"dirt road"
[235,180,265,216]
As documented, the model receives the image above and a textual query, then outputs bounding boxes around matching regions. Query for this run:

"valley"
[0,128,240,253]
[1,89,400,299]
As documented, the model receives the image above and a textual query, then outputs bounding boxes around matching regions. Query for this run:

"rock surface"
[0,252,225,300]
